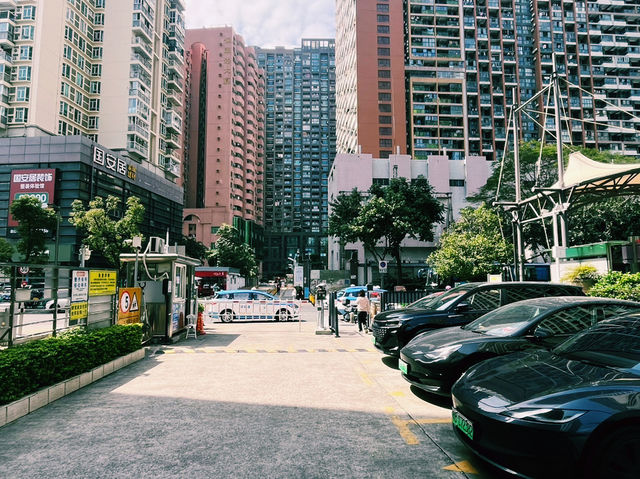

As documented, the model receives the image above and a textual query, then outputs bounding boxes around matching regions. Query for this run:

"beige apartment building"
[0,0,185,181]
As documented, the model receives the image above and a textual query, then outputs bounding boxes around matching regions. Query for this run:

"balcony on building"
[131,52,152,75]
[132,35,153,59]
[126,136,149,160]
[167,88,182,108]
[165,130,181,149]
[167,73,183,93]
[132,17,153,43]
[0,12,14,49]
[163,109,182,133]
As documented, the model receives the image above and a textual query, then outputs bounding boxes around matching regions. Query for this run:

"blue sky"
[184,0,336,48]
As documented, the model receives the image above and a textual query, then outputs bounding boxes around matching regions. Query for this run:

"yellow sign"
[89,270,117,296]
[70,301,88,325]
[117,287,142,324]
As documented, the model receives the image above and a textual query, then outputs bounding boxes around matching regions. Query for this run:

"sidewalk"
[0,303,489,478]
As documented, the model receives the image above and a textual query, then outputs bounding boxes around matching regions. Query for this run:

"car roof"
[505,296,640,308]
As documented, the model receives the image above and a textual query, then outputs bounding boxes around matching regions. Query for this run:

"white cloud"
[184,0,336,48]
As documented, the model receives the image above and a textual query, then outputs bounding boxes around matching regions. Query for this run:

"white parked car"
[205,290,299,322]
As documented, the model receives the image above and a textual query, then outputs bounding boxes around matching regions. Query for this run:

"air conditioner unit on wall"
[148,237,166,254]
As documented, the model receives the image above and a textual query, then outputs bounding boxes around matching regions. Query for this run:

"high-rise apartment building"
[335,0,406,158]
[530,0,640,155]
[257,39,336,277]
[182,27,266,250]
[0,0,186,178]
[0,1,186,263]
[336,0,640,165]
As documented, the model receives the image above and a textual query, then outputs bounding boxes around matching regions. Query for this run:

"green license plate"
[452,409,474,440]
[399,359,408,375]
[372,335,376,344]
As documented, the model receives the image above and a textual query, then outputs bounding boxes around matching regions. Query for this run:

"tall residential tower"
[182,27,266,250]
[257,39,336,277]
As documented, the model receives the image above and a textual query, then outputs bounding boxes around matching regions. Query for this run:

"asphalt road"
[0,303,508,479]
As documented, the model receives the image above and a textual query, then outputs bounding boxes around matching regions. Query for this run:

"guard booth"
[120,245,200,343]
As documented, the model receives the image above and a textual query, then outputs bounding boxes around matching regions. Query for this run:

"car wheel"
[588,425,640,479]
[275,308,290,322]
[219,309,235,323]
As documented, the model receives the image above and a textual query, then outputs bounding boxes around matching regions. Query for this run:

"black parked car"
[371,282,584,357]
[451,314,640,479]
[400,297,640,396]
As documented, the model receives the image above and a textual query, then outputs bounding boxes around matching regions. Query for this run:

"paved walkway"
[0,304,500,479]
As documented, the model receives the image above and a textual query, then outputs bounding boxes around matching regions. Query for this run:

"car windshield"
[407,284,477,311]
[554,317,640,368]
[462,302,552,337]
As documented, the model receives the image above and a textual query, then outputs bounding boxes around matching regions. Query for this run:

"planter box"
[0,348,145,428]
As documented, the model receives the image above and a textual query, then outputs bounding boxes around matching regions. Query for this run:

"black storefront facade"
[0,135,183,265]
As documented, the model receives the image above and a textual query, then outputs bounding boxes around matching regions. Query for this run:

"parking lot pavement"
[0,304,504,478]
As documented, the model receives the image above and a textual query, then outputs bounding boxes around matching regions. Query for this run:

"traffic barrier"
[200,299,302,322]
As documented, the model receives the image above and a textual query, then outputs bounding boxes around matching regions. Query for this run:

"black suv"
[371,282,585,357]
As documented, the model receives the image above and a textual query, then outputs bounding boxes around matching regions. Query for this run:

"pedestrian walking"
[355,290,370,332]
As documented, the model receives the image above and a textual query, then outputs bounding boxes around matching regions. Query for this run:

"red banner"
[9,169,56,227]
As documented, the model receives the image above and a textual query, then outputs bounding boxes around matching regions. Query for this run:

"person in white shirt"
[355,290,370,332]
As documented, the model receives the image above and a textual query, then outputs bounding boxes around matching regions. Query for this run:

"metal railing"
[0,264,117,348]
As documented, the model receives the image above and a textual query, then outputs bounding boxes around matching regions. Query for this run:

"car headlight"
[501,407,586,424]
[423,344,461,360]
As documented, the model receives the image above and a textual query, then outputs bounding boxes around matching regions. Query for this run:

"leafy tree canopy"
[179,235,207,262]
[427,204,511,282]
[328,176,444,282]
[206,224,258,278]
[9,196,58,263]
[0,238,14,262]
[69,195,144,267]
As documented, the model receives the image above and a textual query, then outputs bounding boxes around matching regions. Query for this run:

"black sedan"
[399,297,640,397]
[450,314,640,479]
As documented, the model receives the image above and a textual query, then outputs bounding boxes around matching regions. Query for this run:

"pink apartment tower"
[182,27,265,249]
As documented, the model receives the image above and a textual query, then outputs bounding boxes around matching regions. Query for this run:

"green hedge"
[0,324,142,406]
[588,271,640,302]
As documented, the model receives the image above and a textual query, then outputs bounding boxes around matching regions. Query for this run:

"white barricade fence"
[200,299,303,322]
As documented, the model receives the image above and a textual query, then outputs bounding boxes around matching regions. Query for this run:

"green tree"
[428,204,511,282]
[473,141,640,256]
[179,235,207,262]
[9,196,58,263]
[328,188,364,268]
[206,224,258,278]
[69,195,144,267]
[0,238,14,262]
[328,177,444,282]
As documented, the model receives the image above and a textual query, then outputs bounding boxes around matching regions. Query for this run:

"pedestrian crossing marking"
[152,347,378,354]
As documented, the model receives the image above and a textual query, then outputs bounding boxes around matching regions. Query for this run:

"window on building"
[377,4,389,13]
[449,179,465,187]
[377,47,390,56]
[377,14,389,22]
[378,70,391,78]
[379,127,392,136]
[377,36,390,45]
[378,58,390,67]
[379,139,392,147]
[21,26,34,40]
[379,92,391,101]
[377,25,390,34]
[379,115,392,124]
[22,5,36,19]
[378,81,391,90]
[379,103,391,112]
[18,66,31,81]
[19,46,32,60]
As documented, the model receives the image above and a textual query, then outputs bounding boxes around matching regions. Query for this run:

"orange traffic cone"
[197,311,206,335]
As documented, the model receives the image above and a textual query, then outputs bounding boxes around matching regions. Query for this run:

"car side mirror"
[455,302,470,313]
[533,327,552,340]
